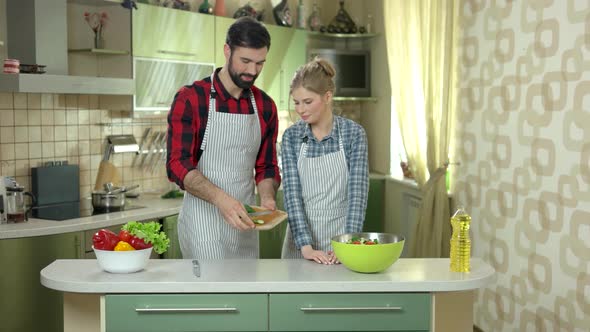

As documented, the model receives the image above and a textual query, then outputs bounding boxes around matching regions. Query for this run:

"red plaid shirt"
[166,68,281,190]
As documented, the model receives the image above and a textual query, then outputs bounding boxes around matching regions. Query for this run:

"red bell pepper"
[129,236,153,250]
[92,229,119,250]
[118,230,133,243]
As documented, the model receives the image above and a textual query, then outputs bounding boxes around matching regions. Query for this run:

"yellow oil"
[450,207,471,272]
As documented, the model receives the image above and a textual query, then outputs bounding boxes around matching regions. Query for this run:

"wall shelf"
[68,48,130,55]
[307,32,379,39]
[334,96,378,102]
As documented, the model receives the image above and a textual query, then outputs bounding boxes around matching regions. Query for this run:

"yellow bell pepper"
[114,241,136,251]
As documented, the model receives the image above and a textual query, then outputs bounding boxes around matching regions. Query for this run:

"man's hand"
[213,192,255,231]
[301,245,337,265]
[257,178,279,210]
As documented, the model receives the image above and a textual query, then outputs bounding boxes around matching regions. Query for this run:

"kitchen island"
[42,258,495,332]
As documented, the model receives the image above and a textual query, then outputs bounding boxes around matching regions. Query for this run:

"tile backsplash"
[0,92,171,199]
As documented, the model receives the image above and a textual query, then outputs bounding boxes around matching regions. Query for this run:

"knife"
[248,210,274,217]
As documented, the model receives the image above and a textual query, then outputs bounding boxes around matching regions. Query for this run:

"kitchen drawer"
[105,294,267,332]
[269,293,431,331]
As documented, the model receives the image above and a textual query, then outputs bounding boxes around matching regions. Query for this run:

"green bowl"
[331,232,405,273]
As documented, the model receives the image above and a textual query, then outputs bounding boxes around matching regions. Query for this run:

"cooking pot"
[91,184,139,211]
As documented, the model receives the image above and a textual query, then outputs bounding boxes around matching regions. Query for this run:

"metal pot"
[91,184,139,211]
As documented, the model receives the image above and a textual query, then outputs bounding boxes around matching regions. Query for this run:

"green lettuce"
[122,221,170,254]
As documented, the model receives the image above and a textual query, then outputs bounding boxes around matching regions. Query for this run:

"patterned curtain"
[384,0,460,257]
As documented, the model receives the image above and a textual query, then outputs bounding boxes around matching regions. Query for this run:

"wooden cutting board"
[248,205,288,231]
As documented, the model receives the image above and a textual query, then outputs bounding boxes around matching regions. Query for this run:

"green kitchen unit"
[41,259,495,332]
[133,3,215,63]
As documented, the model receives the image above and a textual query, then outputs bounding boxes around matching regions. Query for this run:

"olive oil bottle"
[450,207,471,272]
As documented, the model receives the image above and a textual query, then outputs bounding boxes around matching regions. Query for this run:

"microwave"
[307,49,371,97]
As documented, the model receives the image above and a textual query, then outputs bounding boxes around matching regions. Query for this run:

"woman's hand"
[301,245,337,265]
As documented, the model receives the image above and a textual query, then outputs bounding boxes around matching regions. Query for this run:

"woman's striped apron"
[178,73,261,259]
[281,122,348,258]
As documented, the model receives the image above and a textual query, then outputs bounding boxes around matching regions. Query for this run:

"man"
[166,17,281,259]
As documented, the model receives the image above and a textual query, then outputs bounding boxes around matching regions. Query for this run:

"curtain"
[384,0,460,257]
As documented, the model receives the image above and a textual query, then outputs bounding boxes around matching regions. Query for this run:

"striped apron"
[178,73,260,259]
[281,123,348,258]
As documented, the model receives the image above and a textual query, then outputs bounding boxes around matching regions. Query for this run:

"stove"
[32,199,145,221]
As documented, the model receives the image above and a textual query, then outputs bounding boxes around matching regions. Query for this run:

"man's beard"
[228,55,258,89]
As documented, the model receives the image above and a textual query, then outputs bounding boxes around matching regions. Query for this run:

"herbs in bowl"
[92,221,170,273]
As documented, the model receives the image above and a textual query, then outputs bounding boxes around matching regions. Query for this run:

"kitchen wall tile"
[90,154,102,170]
[27,94,41,109]
[0,127,14,143]
[79,155,90,171]
[54,142,67,157]
[90,125,101,140]
[14,109,28,126]
[78,110,89,125]
[89,110,101,124]
[80,170,91,186]
[112,125,123,135]
[54,110,66,125]
[28,143,41,159]
[65,95,78,110]
[29,158,42,169]
[15,176,29,191]
[41,142,55,158]
[0,109,14,126]
[66,126,78,141]
[78,95,89,110]
[81,185,92,198]
[66,156,79,166]
[0,93,13,109]
[90,139,102,155]
[28,126,41,142]
[78,125,90,140]
[67,141,78,156]
[1,143,15,160]
[14,93,27,109]
[41,94,53,110]
[78,140,90,155]
[41,109,54,125]
[27,110,41,126]
[14,127,29,143]
[101,110,110,123]
[41,126,54,142]
[14,160,30,176]
[1,161,15,177]
[14,143,29,160]
[89,95,99,109]
[66,110,78,125]
[54,126,67,141]
[54,95,66,110]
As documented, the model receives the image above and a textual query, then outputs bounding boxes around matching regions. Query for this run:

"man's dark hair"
[226,17,271,51]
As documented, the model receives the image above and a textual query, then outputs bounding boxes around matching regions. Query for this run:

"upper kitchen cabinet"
[133,3,214,64]
[258,26,306,113]
[214,16,234,67]
[67,0,132,79]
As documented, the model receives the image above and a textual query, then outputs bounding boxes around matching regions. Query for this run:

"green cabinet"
[104,293,431,332]
[162,214,183,259]
[133,3,215,63]
[364,177,385,233]
[105,294,267,332]
[214,16,235,67]
[269,293,431,331]
[0,232,82,332]
[259,26,307,112]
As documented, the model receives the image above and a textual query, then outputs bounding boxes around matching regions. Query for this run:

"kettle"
[5,182,36,223]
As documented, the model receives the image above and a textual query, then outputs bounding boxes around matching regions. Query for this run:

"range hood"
[0,0,133,95]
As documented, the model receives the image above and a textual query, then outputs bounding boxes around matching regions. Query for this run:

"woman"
[281,58,369,264]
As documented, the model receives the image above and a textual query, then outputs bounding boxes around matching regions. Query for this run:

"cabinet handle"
[156,50,196,57]
[135,307,238,313]
[300,306,402,312]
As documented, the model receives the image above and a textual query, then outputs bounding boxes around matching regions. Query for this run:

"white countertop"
[0,194,183,240]
[41,258,495,293]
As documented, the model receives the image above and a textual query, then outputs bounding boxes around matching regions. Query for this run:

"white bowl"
[92,246,152,273]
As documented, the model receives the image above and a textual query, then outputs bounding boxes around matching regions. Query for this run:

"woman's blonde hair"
[289,57,336,96]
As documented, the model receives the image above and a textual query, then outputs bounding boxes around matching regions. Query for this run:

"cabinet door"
[162,214,183,259]
[133,3,214,63]
[214,16,235,68]
[269,293,431,331]
[259,190,287,259]
[106,294,267,332]
[260,26,306,112]
[0,232,82,332]
[364,177,385,232]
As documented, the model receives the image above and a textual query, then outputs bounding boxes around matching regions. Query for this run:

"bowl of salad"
[331,232,405,273]
[92,221,170,274]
